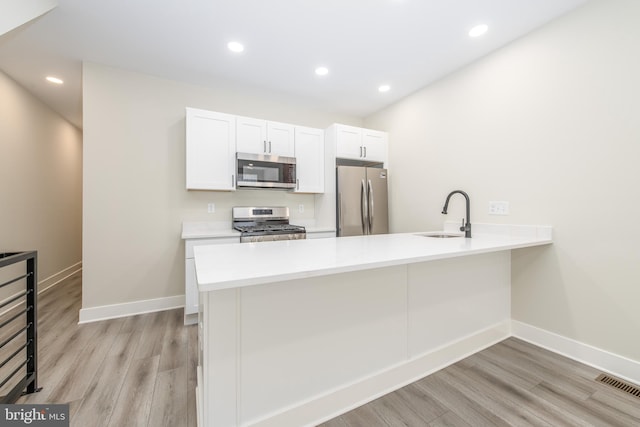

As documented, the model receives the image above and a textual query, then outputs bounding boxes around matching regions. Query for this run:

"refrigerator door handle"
[338,192,343,235]
[361,179,368,235]
[368,179,374,232]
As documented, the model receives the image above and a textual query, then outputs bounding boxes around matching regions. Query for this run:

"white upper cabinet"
[334,124,388,163]
[294,126,324,193]
[185,108,236,191]
[335,125,363,159]
[267,122,295,157]
[362,129,388,162]
[237,116,295,157]
[236,116,266,154]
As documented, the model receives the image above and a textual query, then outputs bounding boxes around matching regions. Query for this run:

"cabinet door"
[186,108,236,190]
[237,116,267,154]
[184,236,240,323]
[335,125,363,160]
[185,258,198,316]
[267,121,295,157]
[362,129,388,162]
[294,127,324,193]
[306,231,336,239]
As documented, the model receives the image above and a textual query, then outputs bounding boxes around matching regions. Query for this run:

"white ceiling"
[0,0,587,129]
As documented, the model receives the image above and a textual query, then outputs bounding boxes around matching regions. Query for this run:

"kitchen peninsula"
[194,224,552,427]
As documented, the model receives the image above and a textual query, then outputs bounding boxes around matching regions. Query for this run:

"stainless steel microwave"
[236,153,297,190]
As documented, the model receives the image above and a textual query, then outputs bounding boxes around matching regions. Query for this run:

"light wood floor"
[13,272,640,427]
[15,271,197,427]
[320,338,640,427]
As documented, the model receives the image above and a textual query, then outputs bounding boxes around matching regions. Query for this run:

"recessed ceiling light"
[468,24,489,38]
[378,85,390,93]
[46,76,63,85]
[315,67,329,76]
[227,41,245,53]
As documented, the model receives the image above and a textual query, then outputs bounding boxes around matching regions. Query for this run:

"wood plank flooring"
[14,272,197,427]
[320,339,640,427]
[9,272,639,427]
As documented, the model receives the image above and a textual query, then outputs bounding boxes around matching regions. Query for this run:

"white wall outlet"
[489,201,510,215]
[207,203,215,213]
[298,204,304,213]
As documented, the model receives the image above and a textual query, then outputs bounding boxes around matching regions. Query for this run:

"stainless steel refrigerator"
[336,166,389,236]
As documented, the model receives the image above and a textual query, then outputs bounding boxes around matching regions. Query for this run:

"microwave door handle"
[361,179,368,235]
[368,179,374,232]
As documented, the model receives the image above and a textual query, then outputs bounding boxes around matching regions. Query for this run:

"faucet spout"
[441,190,471,238]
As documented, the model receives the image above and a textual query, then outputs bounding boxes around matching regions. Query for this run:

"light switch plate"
[207,203,215,213]
[489,201,509,215]
[298,204,304,213]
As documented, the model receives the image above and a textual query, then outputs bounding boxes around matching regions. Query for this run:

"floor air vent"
[595,374,640,398]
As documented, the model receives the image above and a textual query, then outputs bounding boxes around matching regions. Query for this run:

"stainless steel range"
[232,206,306,243]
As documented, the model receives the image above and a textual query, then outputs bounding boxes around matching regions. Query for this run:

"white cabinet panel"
[185,258,198,316]
[306,231,335,239]
[362,129,388,162]
[335,124,363,159]
[201,289,238,427]
[294,126,324,193]
[185,236,240,324]
[267,121,295,157]
[333,124,388,164]
[238,266,407,424]
[186,108,236,191]
[407,252,510,357]
[236,116,267,154]
[237,117,294,157]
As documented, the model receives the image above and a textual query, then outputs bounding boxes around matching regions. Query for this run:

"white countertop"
[194,224,552,292]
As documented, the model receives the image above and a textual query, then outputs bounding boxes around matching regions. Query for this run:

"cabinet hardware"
[359,146,363,157]
[368,179,374,230]
[364,146,367,157]
[296,178,299,190]
[263,141,267,153]
[338,193,343,234]
[232,174,235,187]
[269,141,272,153]
[361,179,368,234]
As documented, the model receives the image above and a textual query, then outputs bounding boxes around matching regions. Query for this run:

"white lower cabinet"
[306,230,335,239]
[198,252,511,426]
[184,237,239,324]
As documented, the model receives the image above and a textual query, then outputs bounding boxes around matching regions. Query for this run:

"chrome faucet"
[441,190,471,238]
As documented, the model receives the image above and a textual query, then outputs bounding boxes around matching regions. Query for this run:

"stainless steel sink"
[414,233,464,238]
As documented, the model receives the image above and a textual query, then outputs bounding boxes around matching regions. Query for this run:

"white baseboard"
[252,321,510,427]
[79,295,184,324]
[511,320,640,385]
[184,312,198,326]
[0,262,82,317]
[39,261,82,293]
